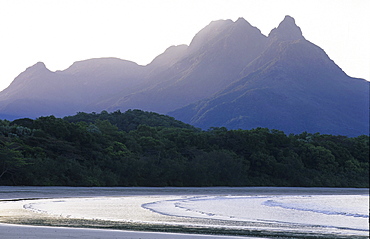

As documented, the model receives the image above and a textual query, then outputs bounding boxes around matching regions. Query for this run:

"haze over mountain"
[170,16,369,136]
[93,17,268,114]
[0,16,368,136]
[0,58,145,117]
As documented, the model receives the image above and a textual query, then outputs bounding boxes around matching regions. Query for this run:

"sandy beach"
[0,194,261,238]
[0,223,253,239]
[1,187,368,238]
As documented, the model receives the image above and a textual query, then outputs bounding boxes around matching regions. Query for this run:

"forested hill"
[0,110,368,187]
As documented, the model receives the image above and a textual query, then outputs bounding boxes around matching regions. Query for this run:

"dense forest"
[0,110,368,187]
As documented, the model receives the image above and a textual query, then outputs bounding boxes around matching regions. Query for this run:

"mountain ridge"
[0,15,368,136]
[169,30,368,136]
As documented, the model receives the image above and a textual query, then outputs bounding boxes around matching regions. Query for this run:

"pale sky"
[0,0,369,92]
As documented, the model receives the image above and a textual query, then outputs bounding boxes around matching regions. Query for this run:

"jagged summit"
[233,17,264,35]
[268,15,304,41]
[235,17,252,26]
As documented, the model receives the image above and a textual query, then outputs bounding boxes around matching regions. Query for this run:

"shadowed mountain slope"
[169,16,369,136]
[99,18,268,113]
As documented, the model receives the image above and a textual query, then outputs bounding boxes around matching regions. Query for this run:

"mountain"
[0,58,145,118]
[0,15,368,136]
[169,16,369,136]
[97,18,268,113]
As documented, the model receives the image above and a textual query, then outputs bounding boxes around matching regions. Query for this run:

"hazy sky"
[0,0,369,92]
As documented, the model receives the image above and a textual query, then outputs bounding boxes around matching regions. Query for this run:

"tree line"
[0,110,368,187]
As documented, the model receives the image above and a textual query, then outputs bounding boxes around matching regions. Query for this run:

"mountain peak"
[281,15,296,24]
[22,61,51,76]
[268,15,304,41]
[234,17,261,33]
[31,61,48,70]
[235,17,250,25]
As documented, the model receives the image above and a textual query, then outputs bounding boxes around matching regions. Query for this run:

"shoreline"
[0,187,368,238]
[1,220,367,239]
[1,199,367,239]
[0,223,254,239]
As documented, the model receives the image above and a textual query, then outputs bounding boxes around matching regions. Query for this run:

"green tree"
[0,142,28,179]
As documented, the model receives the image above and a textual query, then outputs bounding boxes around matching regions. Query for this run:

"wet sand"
[0,223,253,239]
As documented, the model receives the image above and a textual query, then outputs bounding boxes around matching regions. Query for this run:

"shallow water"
[144,195,369,232]
[1,186,367,199]
[1,187,369,237]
